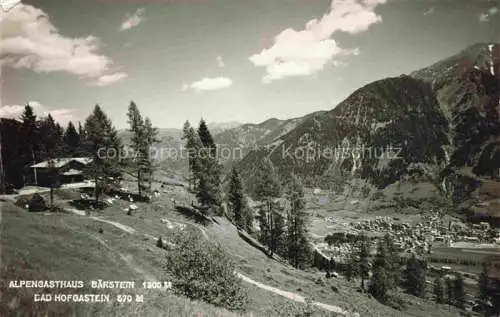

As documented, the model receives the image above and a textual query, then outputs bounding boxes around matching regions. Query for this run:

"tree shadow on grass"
[174,205,212,225]
[69,199,107,211]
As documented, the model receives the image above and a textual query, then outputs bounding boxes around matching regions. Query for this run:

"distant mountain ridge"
[214,112,327,172]
[235,43,500,221]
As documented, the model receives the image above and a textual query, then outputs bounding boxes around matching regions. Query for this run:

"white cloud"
[479,7,499,22]
[0,101,78,125]
[92,72,128,87]
[249,0,387,83]
[217,56,225,67]
[423,7,435,16]
[0,4,127,86]
[120,8,145,31]
[185,77,233,92]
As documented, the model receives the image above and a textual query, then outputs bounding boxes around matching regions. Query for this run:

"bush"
[15,196,30,209]
[28,193,46,212]
[165,229,248,312]
[156,236,163,248]
[273,299,335,317]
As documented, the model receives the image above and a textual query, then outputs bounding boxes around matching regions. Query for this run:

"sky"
[0,0,499,129]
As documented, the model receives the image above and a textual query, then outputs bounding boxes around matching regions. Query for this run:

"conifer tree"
[383,234,400,287]
[63,121,80,156]
[143,117,158,196]
[84,105,122,205]
[0,118,24,190]
[477,263,490,310]
[358,233,371,291]
[368,238,395,303]
[20,104,39,183]
[404,254,427,297]
[195,119,222,214]
[78,121,85,141]
[257,207,270,248]
[39,114,63,160]
[197,119,217,157]
[453,274,466,309]
[345,250,359,282]
[271,207,286,257]
[255,158,281,256]
[127,101,146,197]
[227,167,250,229]
[182,121,202,189]
[286,175,310,269]
[446,276,454,305]
[433,276,445,304]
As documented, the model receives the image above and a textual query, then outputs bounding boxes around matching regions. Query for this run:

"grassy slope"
[1,184,465,317]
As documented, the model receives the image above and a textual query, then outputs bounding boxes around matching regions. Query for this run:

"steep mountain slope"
[237,43,500,220]
[411,43,500,219]
[411,43,500,175]
[214,113,325,171]
[237,76,449,195]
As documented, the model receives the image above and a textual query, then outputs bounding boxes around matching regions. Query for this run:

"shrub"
[28,193,46,212]
[273,299,336,317]
[156,236,163,248]
[15,196,30,209]
[165,229,248,312]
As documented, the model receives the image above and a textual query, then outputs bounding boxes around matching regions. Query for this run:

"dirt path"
[89,216,136,234]
[235,272,355,316]
[66,209,351,314]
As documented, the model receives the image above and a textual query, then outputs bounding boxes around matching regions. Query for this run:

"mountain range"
[233,43,500,221]
[118,43,499,222]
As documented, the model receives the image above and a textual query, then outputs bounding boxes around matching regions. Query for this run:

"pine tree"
[404,254,427,297]
[182,122,202,189]
[142,117,158,197]
[477,263,492,314]
[446,276,454,305]
[255,158,281,256]
[358,233,371,291]
[368,238,394,303]
[433,276,445,304]
[63,121,80,156]
[257,207,270,248]
[383,234,400,288]
[39,114,63,160]
[453,273,466,309]
[77,122,85,142]
[227,167,247,229]
[127,101,146,198]
[84,105,122,205]
[345,250,359,282]
[255,158,281,200]
[19,104,39,183]
[271,206,286,257]
[286,175,310,269]
[0,118,24,191]
[197,119,217,157]
[195,119,222,214]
